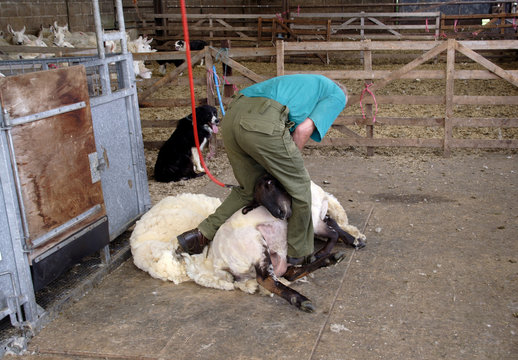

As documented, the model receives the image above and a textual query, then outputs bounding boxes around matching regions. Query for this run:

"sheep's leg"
[312,226,339,260]
[325,216,366,249]
[283,251,346,282]
[241,201,260,215]
[255,253,315,313]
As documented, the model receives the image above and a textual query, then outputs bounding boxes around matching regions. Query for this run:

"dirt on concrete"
[6,149,517,360]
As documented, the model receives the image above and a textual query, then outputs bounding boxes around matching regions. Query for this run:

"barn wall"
[0,0,116,36]
[398,0,493,15]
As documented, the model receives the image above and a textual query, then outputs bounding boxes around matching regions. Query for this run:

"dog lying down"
[154,105,219,182]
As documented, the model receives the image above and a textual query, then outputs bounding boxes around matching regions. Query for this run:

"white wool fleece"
[130,193,221,283]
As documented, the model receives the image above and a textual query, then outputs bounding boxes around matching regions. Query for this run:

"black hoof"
[333,251,347,263]
[300,300,315,313]
[355,240,366,249]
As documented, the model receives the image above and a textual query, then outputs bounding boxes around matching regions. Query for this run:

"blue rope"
[212,65,225,116]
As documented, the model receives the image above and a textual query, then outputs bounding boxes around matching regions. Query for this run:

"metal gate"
[0,0,150,351]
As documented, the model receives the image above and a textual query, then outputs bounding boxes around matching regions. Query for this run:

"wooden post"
[363,39,374,157]
[444,39,456,157]
[282,0,290,20]
[209,18,213,46]
[435,14,440,40]
[153,0,165,38]
[221,40,234,97]
[258,17,263,47]
[276,39,285,76]
[205,49,216,107]
[360,12,365,66]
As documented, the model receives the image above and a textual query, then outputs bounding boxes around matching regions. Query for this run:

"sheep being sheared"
[130,176,366,312]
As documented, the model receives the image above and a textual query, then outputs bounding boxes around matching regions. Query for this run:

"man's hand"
[292,117,315,151]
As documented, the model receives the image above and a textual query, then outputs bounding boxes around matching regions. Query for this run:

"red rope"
[179,0,228,188]
[359,82,378,123]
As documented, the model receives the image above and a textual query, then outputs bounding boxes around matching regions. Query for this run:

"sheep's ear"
[21,26,26,34]
[7,24,13,34]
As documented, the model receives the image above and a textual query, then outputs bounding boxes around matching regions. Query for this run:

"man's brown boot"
[176,228,210,255]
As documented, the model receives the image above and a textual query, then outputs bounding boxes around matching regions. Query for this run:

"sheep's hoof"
[300,300,315,313]
[355,240,366,249]
[333,251,347,264]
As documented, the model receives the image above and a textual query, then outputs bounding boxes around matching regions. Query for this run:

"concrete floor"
[5,152,518,360]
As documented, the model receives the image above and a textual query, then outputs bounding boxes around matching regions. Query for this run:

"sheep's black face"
[254,174,292,220]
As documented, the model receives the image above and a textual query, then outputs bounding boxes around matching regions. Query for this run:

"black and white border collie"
[154,105,219,182]
[156,40,208,75]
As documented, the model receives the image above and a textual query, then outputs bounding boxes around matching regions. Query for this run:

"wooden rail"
[137,12,443,44]
[138,39,518,155]
[441,13,518,39]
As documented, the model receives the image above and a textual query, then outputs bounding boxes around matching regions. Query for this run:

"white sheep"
[130,179,366,311]
[6,25,31,45]
[127,36,156,79]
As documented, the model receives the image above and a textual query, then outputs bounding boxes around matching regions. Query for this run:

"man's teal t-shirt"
[239,74,346,142]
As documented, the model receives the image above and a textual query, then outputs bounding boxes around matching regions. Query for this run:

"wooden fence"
[137,11,518,44]
[135,39,518,155]
[139,12,443,44]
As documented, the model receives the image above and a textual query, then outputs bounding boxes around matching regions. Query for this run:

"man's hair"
[334,81,348,100]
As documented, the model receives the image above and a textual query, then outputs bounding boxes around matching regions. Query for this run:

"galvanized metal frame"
[0,0,150,352]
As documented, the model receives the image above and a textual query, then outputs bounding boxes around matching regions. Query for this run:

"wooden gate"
[277,39,518,156]
[135,39,517,155]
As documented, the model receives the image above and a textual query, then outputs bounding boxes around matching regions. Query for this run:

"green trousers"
[198,94,314,258]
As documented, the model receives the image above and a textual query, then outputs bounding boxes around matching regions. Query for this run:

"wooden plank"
[145,140,166,150]
[332,124,363,138]
[139,98,207,108]
[0,66,105,250]
[336,115,444,127]
[141,119,178,127]
[451,117,518,128]
[457,40,518,51]
[451,139,518,149]
[224,47,283,58]
[143,13,277,20]
[454,96,518,105]
[363,40,374,156]
[310,138,518,150]
[455,41,518,87]
[282,40,518,52]
[215,18,253,40]
[348,95,445,105]
[138,48,206,101]
[209,47,266,83]
[444,39,456,157]
[0,45,96,55]
[277,40,285,76]
[205,50,216,107]
[293,12,441,18]
[315,137,443,148]
[284,69,518,80]
[133,50,194,61]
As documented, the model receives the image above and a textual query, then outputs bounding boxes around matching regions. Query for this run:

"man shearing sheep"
[177,74,348,265]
